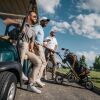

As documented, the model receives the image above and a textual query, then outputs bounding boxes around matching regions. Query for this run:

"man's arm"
[29,30,36,52]
[54,38,58,51]
[54,44,58,51]
[3,18,20,26]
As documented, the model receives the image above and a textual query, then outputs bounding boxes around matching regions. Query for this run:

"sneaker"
[22,72,28,81]
[36,79,45,87]
[28,83,41,94]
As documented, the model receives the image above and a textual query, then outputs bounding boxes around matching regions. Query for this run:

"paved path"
[15,79,100,100]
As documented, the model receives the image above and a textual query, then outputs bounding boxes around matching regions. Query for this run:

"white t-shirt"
[44,36,58,50]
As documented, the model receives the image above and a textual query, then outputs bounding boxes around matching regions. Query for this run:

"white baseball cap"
[40,17,50,21]
[50,29,57,33]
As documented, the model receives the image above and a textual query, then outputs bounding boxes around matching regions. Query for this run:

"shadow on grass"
[91,77,100,80]
[91,77,100,84]
[92,80,100,83]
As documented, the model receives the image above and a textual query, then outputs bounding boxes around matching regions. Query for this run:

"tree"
[79,55,87,67]
[93,55,100,70]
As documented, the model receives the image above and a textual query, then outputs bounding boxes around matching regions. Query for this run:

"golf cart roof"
[0,0,38,19]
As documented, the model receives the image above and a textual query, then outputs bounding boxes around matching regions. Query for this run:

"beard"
[30,18,37,25]
[32,20,37,25]
[41,24,46,27]
[50,33,55,37]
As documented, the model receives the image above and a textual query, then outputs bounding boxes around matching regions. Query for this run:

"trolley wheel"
[55,75,63,84]
[85,81,93,90]
[67,73,75,82]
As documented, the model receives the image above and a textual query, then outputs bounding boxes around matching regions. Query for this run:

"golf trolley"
[55,48,93,90]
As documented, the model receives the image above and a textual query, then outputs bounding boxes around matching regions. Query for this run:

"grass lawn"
[57,68,100,88]
[90,71,100,88]
[57,68,69,74]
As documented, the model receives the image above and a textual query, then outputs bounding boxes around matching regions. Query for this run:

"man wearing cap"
[44,30,58,79]
[33,17,50,85]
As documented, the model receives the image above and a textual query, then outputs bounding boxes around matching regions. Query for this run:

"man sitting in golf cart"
[1,18,20,41]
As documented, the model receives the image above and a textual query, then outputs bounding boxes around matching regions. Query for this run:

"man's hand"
[34,43,39,50]
[29,49,35,53]
[50,49,55,53]
[29,42,34,52]
[43,43,47,48]
[43,43,55,53]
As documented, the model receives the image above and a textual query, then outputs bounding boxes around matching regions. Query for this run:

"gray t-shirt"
[21,23,36,43]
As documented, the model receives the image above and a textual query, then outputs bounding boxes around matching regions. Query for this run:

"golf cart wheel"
[55,75,63,84]
[0,71,17,100]
[67,74,75,82]
[85,81,93,90]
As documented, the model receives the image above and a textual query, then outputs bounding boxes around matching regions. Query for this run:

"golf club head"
[61,48,65,50]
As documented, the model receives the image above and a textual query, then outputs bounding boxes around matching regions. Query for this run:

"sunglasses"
[32,16,37,18]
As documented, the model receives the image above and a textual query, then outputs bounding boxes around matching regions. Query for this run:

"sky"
[37,0,100,66]
[0,0,100,66]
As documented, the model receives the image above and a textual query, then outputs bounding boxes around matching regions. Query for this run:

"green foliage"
[57,67,69,74]
[79,55,87,67]
[93,55,100,70]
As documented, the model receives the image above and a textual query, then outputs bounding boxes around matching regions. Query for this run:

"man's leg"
[4,18,19,26]
[26,51,42,93]
[37,45,47,80]
[43,49,50,80]
[26,51,42,83]
[19,42,28,80]
[50,54,57,79]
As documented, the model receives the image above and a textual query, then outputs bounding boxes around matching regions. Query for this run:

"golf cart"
[0,0,38,100]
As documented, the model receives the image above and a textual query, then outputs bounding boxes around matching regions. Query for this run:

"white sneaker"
[22,72,28,81]
[28,83,41,94]
[36,79,45,87]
